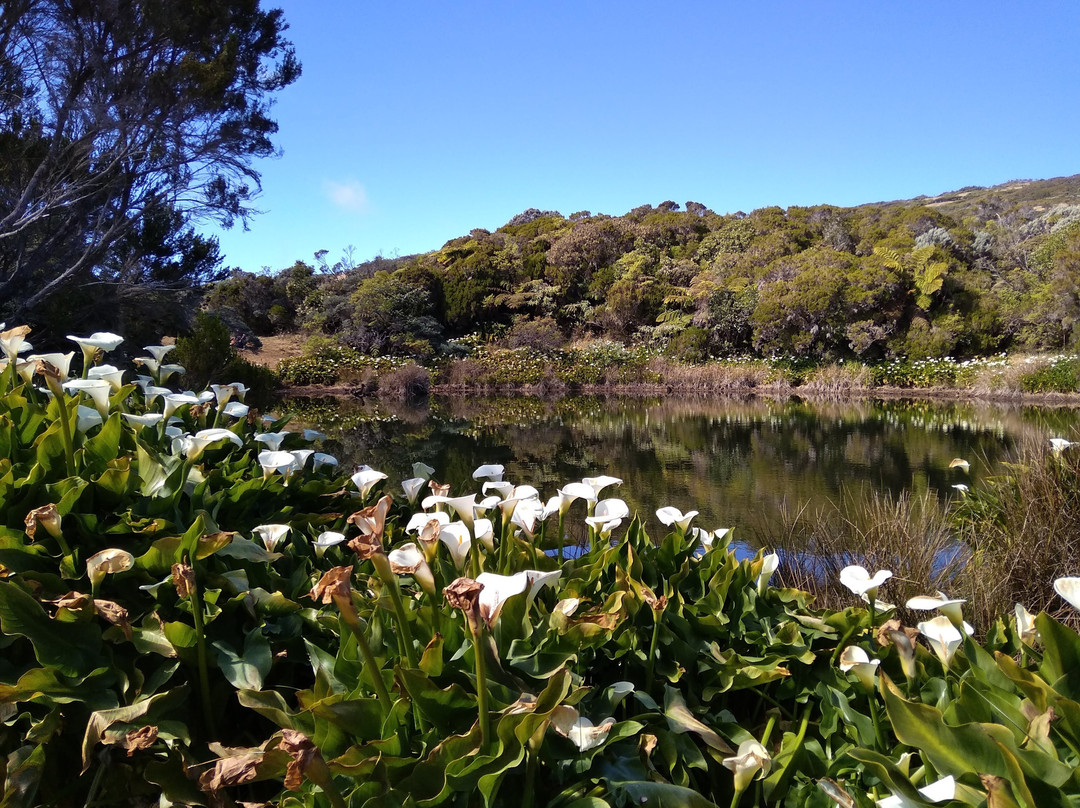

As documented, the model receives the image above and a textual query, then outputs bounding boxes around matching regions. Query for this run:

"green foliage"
[6,325,1080,806]
[1019,355,1080,393]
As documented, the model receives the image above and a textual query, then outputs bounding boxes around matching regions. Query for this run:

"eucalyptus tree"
[0,0,299,330]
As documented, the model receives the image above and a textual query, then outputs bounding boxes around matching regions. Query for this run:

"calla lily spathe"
[179,428,244,459]
[439,522,472,570]
[838,645,880,691]
[351,466,388,498]
[582,475,622,499]
[722,739,772,793]
[314,531,346,558]
[0,325,31,360]
[1053,576,1080,611]
[63,378,112,417]
[917,615,964,668]
[1014,602,1038,643]
[472,463,505,482]
[259,450,299,480]
[838,565,892,599]
[254,431,289,451]
[387,542,435,595]
[549,705,616,752]
[401,477,427,505]
[905,591,967,629]
[656,506,698,532]
[253,524,291,552]
[756,552,779,593]
[312,452,338,472]
[222,401,250,419]
[87,364,125,392]
[86,548,135,587]
[585,498,630,530]
[475,571,530,626]
[876,775,955,808]
[1050,437,1074,454]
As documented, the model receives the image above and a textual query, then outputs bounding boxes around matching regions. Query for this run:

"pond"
[284,394,1080,553]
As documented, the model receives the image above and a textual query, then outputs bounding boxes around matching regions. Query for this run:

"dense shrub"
[1019,354,1080,393]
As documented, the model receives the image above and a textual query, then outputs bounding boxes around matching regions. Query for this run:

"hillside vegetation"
[206,175,1080,365]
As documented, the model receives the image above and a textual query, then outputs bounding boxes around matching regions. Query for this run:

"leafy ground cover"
[3,325,1080,807]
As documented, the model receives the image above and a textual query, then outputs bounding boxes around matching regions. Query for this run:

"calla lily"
[474,518,495,551]
[876,775,955,808]
[314,531,346,558]
[143,344,175,363]
[656,506,698,532]
[387,542,435,595]
[838,645,880,691]
[585,498,630,530]
[1053,576,1080,611]
[472,463,505,482]
[87,364,125,392]
[63,378,112,417]
[1015,603,1038,643]
[582,474,622,499]
[511,497,544,538]
[180,428,244,459]
[68,332,123,372]
[1,325,32,361]
[122,412,164,428]
[412,461,435,480]
[555,482,596,515]
[423,494,477,533]
[133,356,160,375]
[838,565,892,599]
[439,522,472,570]
[158,364,186,385]
[549,705,616,752]
[253,524,291,552]
[1050,437,1074,454]
[302,428,326,442]
[401,477,425,501]
[523,569,561,601]
[948,457,970,472]
[312,452,338,471]
[228,381,249,402]
[76,405,103,432]
[254,431,289,451]
[406,510,450,534]
[756,552,780,594]
[917,615,964,668]
[482,480,514,499]
[222,401,250,418]
[27,352,75,379]
[86,548,135,588]
[259,450,300,480]
[475,571,530,626]
[351,466,388,498]
[210,383,238,405]
[905,591,966,628]
[290,449,314,471]
[951,483,969,494]
[554,597,580,617]
[722,739,772,794]
[162,392,200,419]
[475,495,502,515]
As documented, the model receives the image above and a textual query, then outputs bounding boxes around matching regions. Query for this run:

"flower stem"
[470,621,492,748]
[185,557,217,739]
[644,610,663,693]
[340,605,394,717]
[54,393,77,477]
[556,512,565,565]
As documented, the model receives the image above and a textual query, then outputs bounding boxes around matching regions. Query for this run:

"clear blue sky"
[208,1,1080,273]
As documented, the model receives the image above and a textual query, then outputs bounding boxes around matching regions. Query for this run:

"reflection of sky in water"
[290,395,1080,551]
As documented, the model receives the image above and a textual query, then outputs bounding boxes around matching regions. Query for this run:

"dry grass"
[647,357,786,392]
[799,363,875,394]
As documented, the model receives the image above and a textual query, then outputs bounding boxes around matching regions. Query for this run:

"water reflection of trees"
[286,394,1080,548]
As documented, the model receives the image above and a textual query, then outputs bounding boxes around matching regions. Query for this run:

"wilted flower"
[443,575,483,628]
[549,705,616,752]
[406,510,449,534]
[839,565,892,599]
[656,506,698,532]
[28,352,75,380]
[0,325,31,361]
[24,503,63,540]
[347,494,393,540]
[722,739,772,794]
[86,548,135,588]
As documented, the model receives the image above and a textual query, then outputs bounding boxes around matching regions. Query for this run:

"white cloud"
[323,179,370,213]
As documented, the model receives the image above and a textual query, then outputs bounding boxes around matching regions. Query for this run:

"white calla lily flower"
[656,506,698,532]
[1015,603,1038,643]
[162,392,199,419]
[476,571,530,626]
[181,428,243,459]
[474,518,495,551]
[917,615,964,668]
[482,480,514,499]
[259,450,300,480]
[63,378,112,417]
[585,498,630,529]
[472,463,505,482]
[550,705,616,752]
[1050,437,1074,455]
[756,552,780,593]
[556,482,597,515]
[905,591,966,628]
[401,477,426,505]
[523,569,561,601]
[143,344,176,363]
[222,401,249,418]
[87,364,125,392]
[838,645,881,691]
[158,364,186,385]
[253,524,290,552]
[406,510,450,534]
[314,531,346,558]
[838,565,892,599]
[352,466,388,497]
[511,497,544,538]
[312,452,338,471]
[76,405,103,432]
[582,475,622,499]
[1053,576,1080,611]
[722,740,772,793]
[27,352,76,379]
[254,431,289,452]
[439,522,472,570]
[387,542,435,595]
[302,428,326,442]
[122,412,164,428]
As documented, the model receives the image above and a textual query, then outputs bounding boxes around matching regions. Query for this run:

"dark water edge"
[283,393,1080,552]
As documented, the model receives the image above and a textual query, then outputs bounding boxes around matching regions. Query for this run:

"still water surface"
[288,394,1080,550]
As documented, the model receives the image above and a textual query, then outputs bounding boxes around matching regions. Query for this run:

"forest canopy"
[213,176,1080,363]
